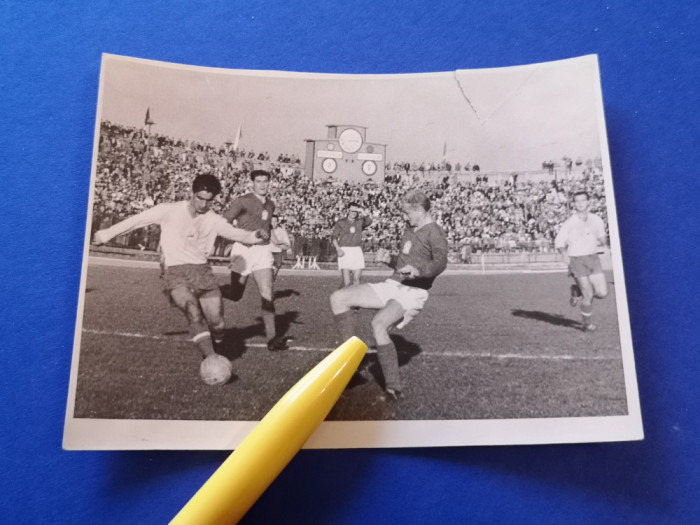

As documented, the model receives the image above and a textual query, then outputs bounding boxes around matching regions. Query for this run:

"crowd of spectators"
[92,122,608,261]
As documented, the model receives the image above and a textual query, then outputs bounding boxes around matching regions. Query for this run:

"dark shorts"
[569,254,603,278]
[162,264,221,298]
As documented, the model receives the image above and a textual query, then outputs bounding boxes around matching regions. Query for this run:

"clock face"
[338,128,363,154]
[362,160,377,176]
[322,158,337,173]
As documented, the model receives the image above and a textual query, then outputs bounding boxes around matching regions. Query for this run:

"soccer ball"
[199,354,233,386]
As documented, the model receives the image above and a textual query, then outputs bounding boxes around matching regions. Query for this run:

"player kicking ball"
[223,170,289,351]
[329,190,448,399]
[92,174,265,385]
[555,190,609,331]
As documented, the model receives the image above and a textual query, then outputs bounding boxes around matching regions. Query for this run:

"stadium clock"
[338,128,363,153]
[322,158,337,173]
[362,160,377,176]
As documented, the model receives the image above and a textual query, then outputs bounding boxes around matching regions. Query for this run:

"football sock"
[192,331,216,358]
[333,310,356,342]
[228,272,246,302]
[261,298,276,341]
[262,311,276,341]
[376,343,401,393]
[581,303,593,325]
[211,322,225,346]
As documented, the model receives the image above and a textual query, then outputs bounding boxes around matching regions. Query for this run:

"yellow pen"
[170,336,368,525]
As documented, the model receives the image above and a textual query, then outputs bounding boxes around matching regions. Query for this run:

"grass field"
[74,258,628,422]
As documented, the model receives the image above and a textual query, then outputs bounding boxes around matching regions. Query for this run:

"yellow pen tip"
[171,336,367,525]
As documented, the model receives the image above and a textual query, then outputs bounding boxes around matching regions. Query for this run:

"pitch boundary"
[82,328,619,361]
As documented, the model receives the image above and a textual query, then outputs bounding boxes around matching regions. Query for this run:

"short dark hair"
[250,169,271,181]
[192,174,222,196]
[402,190,431,211]
[573,190,589,200]
[348,201,360,209]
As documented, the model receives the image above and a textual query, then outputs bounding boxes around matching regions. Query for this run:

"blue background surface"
[2,2,699,523]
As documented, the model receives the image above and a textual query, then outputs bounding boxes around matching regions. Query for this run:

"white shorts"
[229,243,274,276]
[337,246,365,270]
[368,279,429,328]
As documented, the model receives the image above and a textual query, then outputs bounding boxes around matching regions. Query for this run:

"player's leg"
[330,284,385,342]
[351,269,362,286]
[589,272,609,299]
[371,300,406,397]
[225,271,248,302]
[340,269,352,287]
[566,256,584,306]
[226,245,250,301]
[273,252,283,280]
[170,286,217,358]
[252,268,285,350]
[576,275,596,331]
[569,276,583,306]
[199,291,226,350]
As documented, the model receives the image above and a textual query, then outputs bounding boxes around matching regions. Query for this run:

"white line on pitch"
[87,255,568,275]
[82,328,620,361]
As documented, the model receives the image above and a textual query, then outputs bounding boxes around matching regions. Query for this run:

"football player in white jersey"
[93,174,264,380]
[554,191,609,331]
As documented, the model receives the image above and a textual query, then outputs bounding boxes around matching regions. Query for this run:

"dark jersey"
[390,222,448,290]
[224,193,275,242]
[332,215,372,247]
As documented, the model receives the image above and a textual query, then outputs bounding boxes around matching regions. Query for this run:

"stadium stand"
[92,122,608,262]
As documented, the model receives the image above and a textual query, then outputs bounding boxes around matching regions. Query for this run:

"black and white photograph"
[64,53,642,449]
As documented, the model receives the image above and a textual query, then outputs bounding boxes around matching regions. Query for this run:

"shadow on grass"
[511,309,581,328]
[273,288,301,299]
[357,334,423,390]
[218,310,300,361]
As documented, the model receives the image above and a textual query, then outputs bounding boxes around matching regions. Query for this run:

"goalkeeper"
[329,190,448,399]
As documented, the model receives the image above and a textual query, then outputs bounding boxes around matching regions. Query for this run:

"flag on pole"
[442,141,447,161]
[145,108,155,126]
[233,124,243,150]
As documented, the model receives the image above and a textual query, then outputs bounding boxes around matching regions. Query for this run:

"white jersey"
[99,201,255,267]
[554,212,606,257]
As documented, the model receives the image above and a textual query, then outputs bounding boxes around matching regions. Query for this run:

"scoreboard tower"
[304,125,386,184]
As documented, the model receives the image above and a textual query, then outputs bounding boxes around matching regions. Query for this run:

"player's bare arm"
[217,222,267,245]
[92,230,110,245]
[91,204,165,246]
